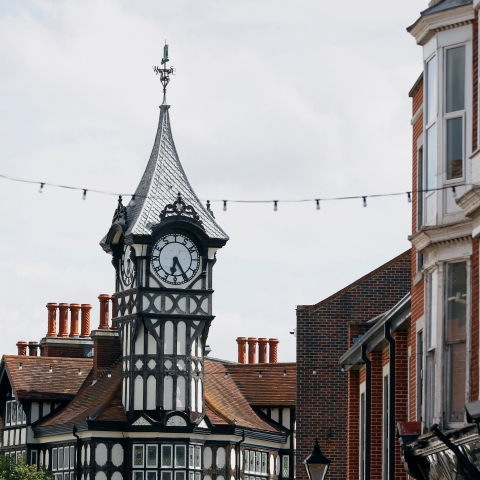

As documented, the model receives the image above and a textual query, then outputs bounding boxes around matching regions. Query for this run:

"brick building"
[295,251,411,480]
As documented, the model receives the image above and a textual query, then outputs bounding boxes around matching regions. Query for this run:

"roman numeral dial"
[151,234,200,285]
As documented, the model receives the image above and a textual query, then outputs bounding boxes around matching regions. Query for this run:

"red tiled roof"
[39,360,125,427]
[223,362,296,406]
[2,356,93,401]
[204,360,282,432]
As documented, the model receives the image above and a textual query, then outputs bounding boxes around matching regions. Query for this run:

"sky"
[0,0,426,362]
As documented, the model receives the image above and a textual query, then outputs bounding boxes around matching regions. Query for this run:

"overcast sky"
[0,0,425,362]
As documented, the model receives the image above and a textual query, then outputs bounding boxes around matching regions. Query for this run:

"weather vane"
[153,42,176,104]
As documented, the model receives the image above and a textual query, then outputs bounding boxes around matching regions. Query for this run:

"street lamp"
[303,439,331,480]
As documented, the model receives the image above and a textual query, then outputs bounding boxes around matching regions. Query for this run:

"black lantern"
[303,439,331,480]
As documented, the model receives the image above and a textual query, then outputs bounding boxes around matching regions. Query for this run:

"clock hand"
[172,257,188,281]
[170,257,178,275]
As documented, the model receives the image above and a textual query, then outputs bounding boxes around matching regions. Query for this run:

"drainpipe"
[73,425,81,480]
[384,323,395,480]
[361,345,371,480]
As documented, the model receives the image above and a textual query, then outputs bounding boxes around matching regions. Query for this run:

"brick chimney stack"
[16,341,28,356]
[236,337,247,363]
[98,294,110,330]
[58,303,69,337]
[258,338,268,363]
[268,338,279,363]
[247,337,257,364]
[69,303,81,337]
[46,303,58,337]
[28,342,39,356]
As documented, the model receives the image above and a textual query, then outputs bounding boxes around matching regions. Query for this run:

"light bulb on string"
[78,369,82,375]
[107,369,112,378]
[223,200,227,211]
[258,371,263,378]
[39,183,44,193]
[363,196,367,207]
[130,195,136,207]
[312,368,317,375]
[273,201,278,212]
[452,186,457,198]
[82,190,87,200]
[407,192,411,203]
[49,365,53,373]
[316,199,320,210]
[19,363,22,371]
[224,372,229,379]
[283,369,287,377]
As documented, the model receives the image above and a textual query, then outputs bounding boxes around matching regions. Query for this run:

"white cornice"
[456,186,480,219]
[408,5,474,45]
[409,220,473,252]
[474,0,480,10]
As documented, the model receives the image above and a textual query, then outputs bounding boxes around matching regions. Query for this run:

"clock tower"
[100,53,228,425]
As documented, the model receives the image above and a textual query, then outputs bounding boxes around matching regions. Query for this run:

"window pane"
[261,453,267,474]
[447,342,466,422]
[162,445,173,467]
[194,473,200,480]
[189,446,194,469]
[53,448,58,471]
[282,456,289,478]
[446,262,467,341]
[426,124,437,190]
[147,445,157,467]
[428,270,438,348]
[32,450,38,466]
[162,472,172,480]
[64,447,69,470]
[195,446,201,469]
[250,450,255,472]
[446,46,465,113]
[147,473,158,480]
[134,473,145,480]
[58,448,64,470]
[134,445,144,467]
[175,445,186,468]
[189,472,194,480]
[12,402,17,425]
[245,450,249,472]
[427,56,437,124]
[446,117,463,180]
[255,452,261,473]
[6,402,11,425]
[70,446,75,469]
[175,472,186,480]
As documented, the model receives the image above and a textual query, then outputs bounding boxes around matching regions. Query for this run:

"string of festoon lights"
[0,172,470,209]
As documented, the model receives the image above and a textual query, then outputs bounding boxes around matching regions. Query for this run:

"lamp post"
[303,439,331,480]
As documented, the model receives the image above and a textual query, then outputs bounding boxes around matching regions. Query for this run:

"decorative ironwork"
[153,43,176,104]
[112,195,128,225]
[159,192,202,224]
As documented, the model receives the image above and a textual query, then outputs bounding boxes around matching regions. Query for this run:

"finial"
[153,42,176,104]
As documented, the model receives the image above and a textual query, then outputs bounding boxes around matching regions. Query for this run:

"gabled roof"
[420,0,472,16]
[1,356,93,401]
[204,360,284,432]
[101,104,228,248]
[38,360,125,428]
[222,362,296,407]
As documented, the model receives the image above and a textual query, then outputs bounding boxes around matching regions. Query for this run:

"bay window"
[426,55,437,191]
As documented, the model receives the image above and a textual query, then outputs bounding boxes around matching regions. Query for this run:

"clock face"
[121,244,136,286]
[151,234,200,285]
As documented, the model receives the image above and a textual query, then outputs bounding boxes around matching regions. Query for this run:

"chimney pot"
[268,338,279,363]
[46,303,58,337]
[16,341,28,356]
[58,303,69,337]
[80,304,92,338]
[247,337,258,364]
[28,341,39,356]
[69,303,81,337]
[258,338,268,363]
[98,294,110,330]
[236,337,247,364]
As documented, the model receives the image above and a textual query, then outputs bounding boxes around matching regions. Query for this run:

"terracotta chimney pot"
[236,337,247,364]
[58,303,69,337]
[268,338,279,363]
[16,341,28,356]
[80,304,92,338]
[258,338,268,363]
[110,295,117,330]
[46,303,58,337]
[28,341,39,356]
[98,294,110,330]
[69,303,81,337]
[247,337,258,364]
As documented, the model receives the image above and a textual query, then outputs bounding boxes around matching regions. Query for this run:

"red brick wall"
[41,345,86,358]
[346,370,360,480]
[370,352,383,480]
[93,336,122,379]
[296,251,411,480]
